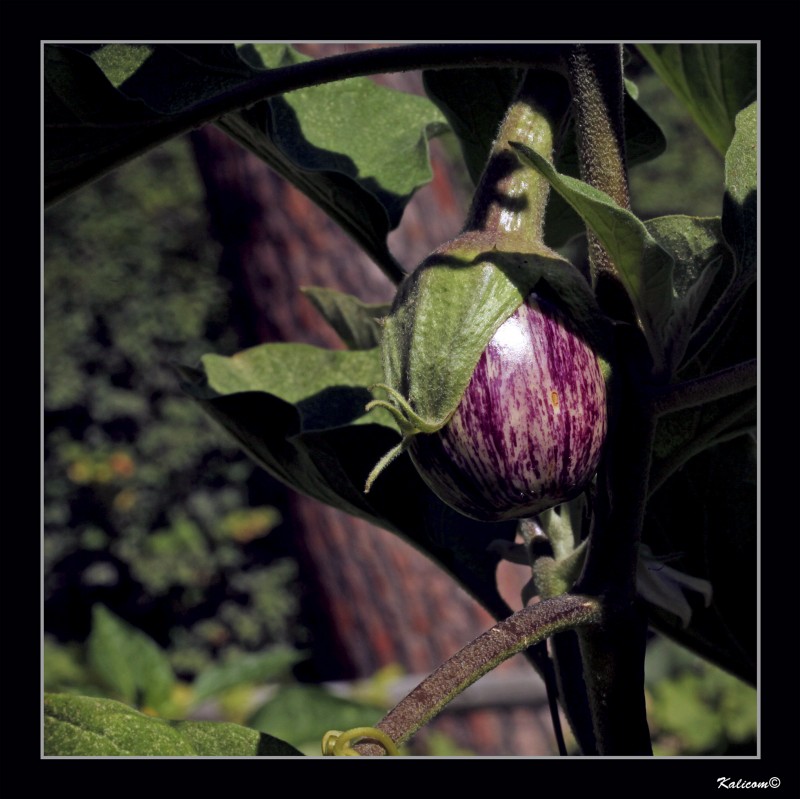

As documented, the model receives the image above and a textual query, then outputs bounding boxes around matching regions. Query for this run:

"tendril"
[322,727,399,756]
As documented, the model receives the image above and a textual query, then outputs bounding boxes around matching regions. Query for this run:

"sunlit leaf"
[44,693,302,756]
[45,43,448,280]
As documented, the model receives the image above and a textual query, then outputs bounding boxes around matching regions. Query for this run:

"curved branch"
[353,593,602,755]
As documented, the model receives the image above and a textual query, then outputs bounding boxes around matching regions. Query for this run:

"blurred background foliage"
[44,138,302,672]
[43,50,753,755]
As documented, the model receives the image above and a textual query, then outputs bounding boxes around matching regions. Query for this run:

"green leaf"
[86,605,176,713]
[45,44,255,204]
[177,344,518,621]
[512,143,674,373]
[642,436,756,685]
[249,684,383,751]
[722,103,757,280]
[637,44,756,155]
[191,648,304,704]
[301,286,390,350]
[645,215,729,375]
[45,44,447,280]
[44,693,303,756]
[218,44,448,279]
[658,122,756,378]
[423,67,524,184]
[381,247,604,434]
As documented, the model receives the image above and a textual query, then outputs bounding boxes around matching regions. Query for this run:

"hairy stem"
[565,44,636,327]
[463,69,571,251]
[353,594,603,755]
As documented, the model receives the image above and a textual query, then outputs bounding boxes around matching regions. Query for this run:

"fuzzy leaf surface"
[637,44,756,155]
[722,103,757,281]
[44,693,302,756]
[219,44,448,277]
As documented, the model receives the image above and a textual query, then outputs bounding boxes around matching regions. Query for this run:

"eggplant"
[408,293,607,521]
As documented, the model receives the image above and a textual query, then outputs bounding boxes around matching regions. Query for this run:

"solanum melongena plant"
[44,42,757,757]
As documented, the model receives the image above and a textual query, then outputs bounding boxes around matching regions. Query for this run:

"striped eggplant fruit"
[408,293,607,522]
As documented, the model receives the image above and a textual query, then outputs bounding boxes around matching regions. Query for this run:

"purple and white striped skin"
[408,293,607,522]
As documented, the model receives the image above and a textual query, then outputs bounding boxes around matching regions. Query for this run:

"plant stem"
[462,70,571,252]
[352,594,602,755]
[574,328,656,755]
[565,44,636,327]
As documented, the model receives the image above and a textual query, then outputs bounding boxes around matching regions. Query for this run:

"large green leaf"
[642,436,756,685]
[86,605,176,714]
[217,44,448,278]
[637,44,757,155]
[44,693,302,756]
[512,144,674,374]
[177,341,518,621]
[45,44,448,280]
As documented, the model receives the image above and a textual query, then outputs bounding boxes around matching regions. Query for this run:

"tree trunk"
[188,44,559,755]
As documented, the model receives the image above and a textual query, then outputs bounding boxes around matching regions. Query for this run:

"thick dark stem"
[573,328,655,755]
[550,632,598,754]
[576,602,652,754]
